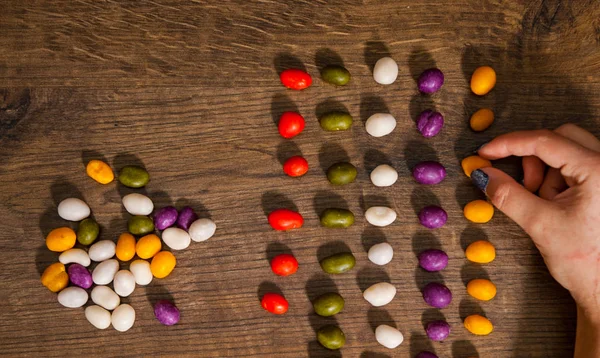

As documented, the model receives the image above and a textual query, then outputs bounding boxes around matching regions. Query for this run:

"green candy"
[320,208,355,228]
[320,252,356,274]
[77,218,99,245]
[319,112,353,131]
[128,215,154,235]
[317,325,346,350]
[321,65,351,86]
[327,162,357,185]
[118,165,150,188]
[313,293,345,317]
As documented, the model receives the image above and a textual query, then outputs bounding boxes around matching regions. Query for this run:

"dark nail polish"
[473,141,490,154]
[471,169,489,192]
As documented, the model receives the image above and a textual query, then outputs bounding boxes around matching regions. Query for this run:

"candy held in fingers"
[465,240,496,263]
[467,279,497,301]
[464,200,494,223]
[470,108,494,132]
[418,206,448,229]
[58,198,90,221]
[470,66,496,96]
[270,254,299,276]
[267,209,303,231]
[278,112,305,139]
[464,314,493,335]
[418,249,449,272]
[426,320,451,341]
[363,282,396,307]
[279,69,312,90]
[422,282,452,308]
[86,160,114,184]
[417,110,444,138]
[154,300,180,326]
[373,57,398,85]
[283,156,308,177]
[375,325,404,348]
[41,262,69,292]
[461,155,492,177]
[261,293,288,314]
[412,161,447,185]
[418,68,444,94]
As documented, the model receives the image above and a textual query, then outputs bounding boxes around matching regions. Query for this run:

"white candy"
[92,259,119,285]
[111,304,136,332]
[188,218,216,242]
[91,285,120,311]
[370,164,398,187]
[57,287,88,308]
[363,282,397,307]
[88,240,116,262]
[368,243,394,266]
[365,206,397,227]
[375,325,404,349]
[365,113,397,137]
[59,248,90,267]
[85,305,111,329]
[130,260,153,286]
[57,198,90,221]
[113,270,136,297]
[122,193,154,216]
[373,57,398,85]
[162,227,191,250]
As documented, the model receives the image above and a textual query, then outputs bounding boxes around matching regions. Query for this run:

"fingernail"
[471,169,489,192]
[473,141,489,154]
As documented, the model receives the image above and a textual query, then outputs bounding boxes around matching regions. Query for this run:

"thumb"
[471,168,557,236]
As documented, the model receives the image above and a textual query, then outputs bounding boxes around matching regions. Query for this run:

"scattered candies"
[313,293,344,317]
[111,304,136,332]
[465,240,496,264]
[135,234,162,259]
[319,208,355,228]
[92,259,119,285]
[41,262,69,292]
[85,305,111,329]
[417,68,444,94]
[373,57,398,85]
[57,198,90,221]
[365,206,397,227]
[365,113,397,137]
[68,263,93,289]
[91,285,120,311]
[188,218,217,242]
[118,165,149,188]
[176,207,198,231]
[279,68,312,90]
[154,206,178,230]
[425,320,451,341]
[470,108,494,132]
[162,227,192,250]
[321,65,351,86]
[461,155,492,177]
[129,259,153,286]
[327,162,357,185]
[368,242,394,266]
[422,282,452,309]
[113,270,136,297]
[370,164,398,187]
[59,248,90,267]
[115,233,136,262]
[467,278,497,301]
[319,111,353,131]
[375,324,404,349]
[418,249,449,272]
[416,110,444,138]
[154,300,180,326]
[77,218,100,245]
[317,325,346,350]
[267,209,304,231]
[363,282,397,307]
[86,160,114,184]
[464,314,493,335]
[151,251,177,278]
[470,66,496,96]
[412,161,447,185]
[283,156,309,177]
[128,215,155,235]
[320,252,356,274]
[418,206,448,229]
[88,240,116,262]
[270,254,299,276]
[57,287,88,308]
[464,200,494,223]
[278,112,305,139]
[261,292,288,314]
[46,227,76,252]
[122,193,154,216]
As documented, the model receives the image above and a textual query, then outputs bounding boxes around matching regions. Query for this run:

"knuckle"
[535,129,554,143]
[491,182,512,210]
[554,123,579,135]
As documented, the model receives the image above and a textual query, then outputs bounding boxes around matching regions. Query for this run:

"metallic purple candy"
[154,206,178,230]
[417,110,444,138]
[418,249,449,272]
[416,352,439,358]
[417,68,444,94]
[67,263,92,289]
[154,300,180,326]
[425,320,451,341]
[422,282,452,309]
[176,206,198,231]
[418,206,448,229]
[412,161,447,185]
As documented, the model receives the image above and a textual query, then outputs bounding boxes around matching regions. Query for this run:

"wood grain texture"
[1,0,599,357]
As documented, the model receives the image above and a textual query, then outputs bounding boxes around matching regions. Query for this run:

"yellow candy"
[46,227,77,252]
[151,251,176,278]
[464,200,494,223]
[116,233,136,261]
[461,155,492,177]
[467,279,497,301]
[470,108,494,132]
[464,314,493,335]
[41,262,69,292]
[86,159,115,184]
[466,240,496,264]
[470,66,496,96]
[136,234,161,259]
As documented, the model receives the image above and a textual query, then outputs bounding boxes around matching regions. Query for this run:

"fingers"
[522,156,545,192]
[472,167,558,237]
[539,168,567,200]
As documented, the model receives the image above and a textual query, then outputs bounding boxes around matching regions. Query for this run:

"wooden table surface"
[1,0,599,357]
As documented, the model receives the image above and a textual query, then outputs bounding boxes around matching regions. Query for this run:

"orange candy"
[470,66,496,96]
[464,314,494,335]
[466,240,496,264]
[467,279,497,301]
[136,234,161,259]
[463,200,494,223]
[151,251,176,278]
[86,160,115,184]
[46,227,77,252]
[41,262,69,292]
[461,155,492,177]
[116,233,136,261]
[470,108,494,132]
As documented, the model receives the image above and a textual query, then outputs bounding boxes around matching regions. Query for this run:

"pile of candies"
[40,159,216,331]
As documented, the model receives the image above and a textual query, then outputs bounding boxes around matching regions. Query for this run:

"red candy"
[268,209,304,231]
[278,112,305,139]
[270,254,299,276]
[261,292,289,314]
[279,69,312,90]
[283,156,308,177]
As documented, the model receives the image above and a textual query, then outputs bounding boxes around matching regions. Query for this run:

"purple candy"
[416,351,439,358]
[154,300,180,326]
[417,110,444,138]
[176,206,198,231]
[67,263,92,289]
[412,161,447,185]
[422,282,452,308]
[417,68,444,94]
[425,320,451,341]
[418,206,448,229]
[418,249,449,272]
[154,206,178,230]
